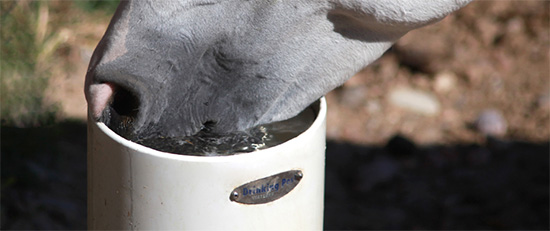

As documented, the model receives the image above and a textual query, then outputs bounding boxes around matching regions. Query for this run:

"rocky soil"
[326,1,549,145]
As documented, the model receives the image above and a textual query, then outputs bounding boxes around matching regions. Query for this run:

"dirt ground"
[326,1,549,145]
[1,1,549,230]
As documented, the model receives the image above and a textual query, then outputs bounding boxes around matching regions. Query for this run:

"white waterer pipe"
[87,98,327,230]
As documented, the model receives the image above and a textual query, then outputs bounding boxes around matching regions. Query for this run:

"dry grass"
[1,0,116,127]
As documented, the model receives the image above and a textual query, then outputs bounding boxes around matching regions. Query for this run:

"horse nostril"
[111,84,140,118]
[200,120,217,132]
[104,83,141,139]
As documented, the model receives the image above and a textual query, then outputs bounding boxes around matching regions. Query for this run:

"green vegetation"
[1,1,59,127]
[74,0,120,14]
[0,0,118,127]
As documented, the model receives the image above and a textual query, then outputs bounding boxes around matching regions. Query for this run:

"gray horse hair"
[85,0,471,139]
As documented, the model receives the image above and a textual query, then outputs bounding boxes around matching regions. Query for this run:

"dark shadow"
[324,136,549,230]
[1,123,548,230]
[327,9,397,43]
[1,120,87,230]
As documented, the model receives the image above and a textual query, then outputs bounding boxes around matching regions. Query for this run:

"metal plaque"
[229,170,303,204]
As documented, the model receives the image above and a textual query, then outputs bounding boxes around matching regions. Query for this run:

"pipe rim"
[93,97,327,161]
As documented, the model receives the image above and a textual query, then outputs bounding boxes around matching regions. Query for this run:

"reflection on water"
[132,106,316,156]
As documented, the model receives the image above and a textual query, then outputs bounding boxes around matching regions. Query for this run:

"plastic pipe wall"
[87,98,327,230]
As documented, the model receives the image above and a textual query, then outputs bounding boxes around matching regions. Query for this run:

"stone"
[339,86,367,108]
[434,71,457,93]
[475,109,507,137]
[388,87,441,116]
[536,93,550,110]
[366,100,382,113]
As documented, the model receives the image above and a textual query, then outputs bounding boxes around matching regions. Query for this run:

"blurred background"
[1,0,548,229]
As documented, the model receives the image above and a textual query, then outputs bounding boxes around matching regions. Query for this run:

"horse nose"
[87,81,140,119]
[86,82,116,120]
[86,79,142,138]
